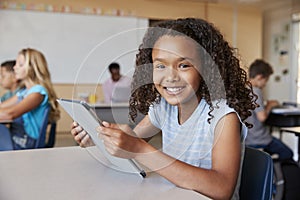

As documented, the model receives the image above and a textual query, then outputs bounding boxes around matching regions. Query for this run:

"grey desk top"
[0,146,209,200]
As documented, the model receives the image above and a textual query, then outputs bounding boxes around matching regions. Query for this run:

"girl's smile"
[152,35,202,107]
[164,86,185,95]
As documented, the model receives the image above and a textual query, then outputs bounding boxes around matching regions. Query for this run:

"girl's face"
[152,35,201,106]
[14,54,27,80]
[0,68,16,89]
[253,74,269,89]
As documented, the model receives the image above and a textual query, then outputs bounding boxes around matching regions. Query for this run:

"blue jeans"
[10,116,36,150]
[0,116,36,151]
[0,124,13,151]
[248,137,294,161]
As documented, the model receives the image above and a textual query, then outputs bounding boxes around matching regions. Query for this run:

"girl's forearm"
[134,143,236,200]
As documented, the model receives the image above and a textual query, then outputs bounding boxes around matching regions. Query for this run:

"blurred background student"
[0,48,60,151]
[246,59,293,161]
[102,62,131,103]
[0,60,23,102]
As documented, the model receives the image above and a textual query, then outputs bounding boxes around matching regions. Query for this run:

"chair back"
[45,122,57,148]
[35,106,50,148]
[239,147,273,200]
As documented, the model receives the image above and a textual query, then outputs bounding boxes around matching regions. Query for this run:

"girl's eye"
[179,63,190,69]
[155,64,165,69]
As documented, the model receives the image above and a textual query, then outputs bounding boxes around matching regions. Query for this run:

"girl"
[71,18,257,199]
[0,60,23,102]
[0,48,60,150]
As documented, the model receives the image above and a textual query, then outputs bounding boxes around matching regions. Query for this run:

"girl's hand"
[71,121,95,147]
[266,100,280,108]
[97,121,147,159]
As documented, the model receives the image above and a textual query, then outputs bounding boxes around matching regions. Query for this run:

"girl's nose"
[165,67,179,83]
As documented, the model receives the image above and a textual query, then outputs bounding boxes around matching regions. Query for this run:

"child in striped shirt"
[71,18,257,199]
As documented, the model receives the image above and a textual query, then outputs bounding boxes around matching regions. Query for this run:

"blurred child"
[102,62,131,103]
[0,48,60,150]
[246,59,293,161]
[0,60,23,102]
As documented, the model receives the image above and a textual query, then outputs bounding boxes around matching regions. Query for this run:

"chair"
[239,147,274,200]
[34,107,50,148]
[45,122,57,148]
[35,108,57,148]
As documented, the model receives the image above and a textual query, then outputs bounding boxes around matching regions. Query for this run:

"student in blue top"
[0,48,60,150]
[71,18,257,199]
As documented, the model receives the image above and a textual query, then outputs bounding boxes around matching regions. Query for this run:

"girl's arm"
[133,115,161,139]
[0,95,19,108]
[98,113,241,200]
[0,93,44,120]
[257,100,280,122]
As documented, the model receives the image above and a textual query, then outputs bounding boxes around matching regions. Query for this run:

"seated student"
[0,48,60,150]
[246,59,293,161]
[0,60,23,102]
[102,62,131,103]
[71,18,257,199]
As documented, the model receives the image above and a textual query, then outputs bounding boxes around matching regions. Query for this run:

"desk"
[265,107,300,127]
[265,108,300,161]
[280,127,300,162]
[93,103,144,125]
[0,119,13,123]
[0,146,209,200]
[265,107,300,139]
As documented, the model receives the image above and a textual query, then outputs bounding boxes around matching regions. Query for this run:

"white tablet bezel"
[57,98,146,178]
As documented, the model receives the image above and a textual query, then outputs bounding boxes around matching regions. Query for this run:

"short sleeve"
[29,85,47,95]
[148,103,161,129]
[209,99,247,141]
[16,85,48,103]
[148,99,169,129]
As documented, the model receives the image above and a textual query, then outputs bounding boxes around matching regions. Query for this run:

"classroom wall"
[1,0,263,64]
[0,10,148,84]
[262,1,300,160]
[1,0,263,133]
[263,1,300,102]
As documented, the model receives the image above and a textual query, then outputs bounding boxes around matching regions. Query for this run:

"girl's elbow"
[214,184,236,200]
[5,110,19,120]
[193,183,235,200]
[204,188,234,200]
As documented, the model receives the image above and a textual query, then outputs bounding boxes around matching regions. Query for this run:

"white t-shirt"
[148,98,247,199]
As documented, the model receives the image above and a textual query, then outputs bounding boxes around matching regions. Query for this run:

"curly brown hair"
[129,18,257,127]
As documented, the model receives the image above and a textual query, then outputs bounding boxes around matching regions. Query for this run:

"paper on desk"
[271,107,300,114]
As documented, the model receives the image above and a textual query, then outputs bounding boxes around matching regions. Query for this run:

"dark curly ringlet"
[129,18,257,128]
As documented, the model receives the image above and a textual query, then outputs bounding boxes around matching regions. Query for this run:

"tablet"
[57,98,146,178]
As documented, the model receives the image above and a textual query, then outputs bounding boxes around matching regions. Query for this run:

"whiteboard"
[0,10,148,83]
